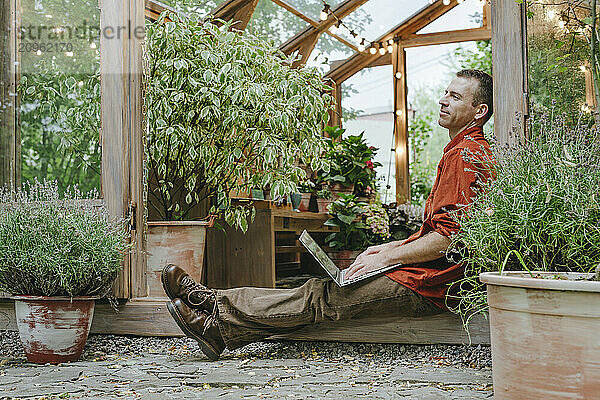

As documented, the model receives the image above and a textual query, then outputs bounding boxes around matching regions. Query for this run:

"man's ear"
[474,104,489,122]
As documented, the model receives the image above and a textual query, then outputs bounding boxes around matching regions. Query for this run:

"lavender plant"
[448,110,600,324]
[0,180,131,297]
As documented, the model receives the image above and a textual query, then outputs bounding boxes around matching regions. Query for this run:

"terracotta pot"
[298,193,312,212]
[327,250,362,270]
[480,271,600,399]
[147,221,210,297]
[316,198,331,213]
[13,296,97,364]
[330,183,354,200]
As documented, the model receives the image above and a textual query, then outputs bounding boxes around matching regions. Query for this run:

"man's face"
[438,77,480,131]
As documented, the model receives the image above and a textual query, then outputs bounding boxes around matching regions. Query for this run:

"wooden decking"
[0,299,490,345]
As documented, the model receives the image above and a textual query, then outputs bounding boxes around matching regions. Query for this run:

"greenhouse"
[1,0,600,398]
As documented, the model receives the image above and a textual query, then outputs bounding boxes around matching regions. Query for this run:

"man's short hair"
[456,69,493,123]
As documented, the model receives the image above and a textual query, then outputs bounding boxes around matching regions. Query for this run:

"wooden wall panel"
[0,0,19,188]
[205,209,275,289]
[491,0,528,146]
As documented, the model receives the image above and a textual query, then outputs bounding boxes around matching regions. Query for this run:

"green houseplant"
[0,180,130,363]
[323,194,390,269]
[143,11,331,289]
[318,126,381,199]
[449,111,600,398]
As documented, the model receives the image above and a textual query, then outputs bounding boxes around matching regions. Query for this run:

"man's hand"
[344,250,393,281]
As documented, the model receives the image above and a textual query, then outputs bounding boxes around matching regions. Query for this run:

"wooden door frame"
[100,0,146,299]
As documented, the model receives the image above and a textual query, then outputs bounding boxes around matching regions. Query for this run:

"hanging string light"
[320,0,458,54]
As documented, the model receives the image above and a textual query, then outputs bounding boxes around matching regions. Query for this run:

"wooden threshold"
[0,299,489,344]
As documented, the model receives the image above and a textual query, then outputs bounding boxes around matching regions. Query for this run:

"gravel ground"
[0,330,491,370]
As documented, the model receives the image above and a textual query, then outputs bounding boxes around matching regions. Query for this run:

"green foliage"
[384,204,422,241]
[324,194,390,251]
[448,111,600,322]
[408,113,435,205]
[145,12,332,230]
[447,40,492,74]
[318,126,381,196]
[19,68,101,194]
[0,180,130,297]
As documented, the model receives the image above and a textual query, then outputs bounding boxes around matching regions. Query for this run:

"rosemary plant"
[0,180,130,297]
[448,110,600,324]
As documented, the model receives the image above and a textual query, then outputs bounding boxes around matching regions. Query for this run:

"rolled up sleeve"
[429,148,479,238]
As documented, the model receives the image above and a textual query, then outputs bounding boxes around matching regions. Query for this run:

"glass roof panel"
[246,0,307,47]
[284,0,344,21]
[417,0,483,34]
[333,0,428,46]
[157,0,231,15]
[306,31,354,74]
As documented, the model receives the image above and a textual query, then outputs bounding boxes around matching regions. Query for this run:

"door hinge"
[128,202,137,231]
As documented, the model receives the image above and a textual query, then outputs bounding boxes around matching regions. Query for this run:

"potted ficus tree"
[143,11,331,284]
[449,111,600,399]
[0,180,130,364]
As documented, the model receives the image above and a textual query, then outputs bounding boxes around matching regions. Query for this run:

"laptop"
[299,230,402,286]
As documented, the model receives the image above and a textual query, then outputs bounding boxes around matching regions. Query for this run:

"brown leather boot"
[161,264,216,311]
[167,298,225,361]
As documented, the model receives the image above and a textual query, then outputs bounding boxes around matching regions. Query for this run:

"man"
[162,69,494,361]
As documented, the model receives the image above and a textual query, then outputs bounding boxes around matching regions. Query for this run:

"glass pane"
[285,0,344,21]
[158,0,231,15]
[307,30,354,74]
[342,66,395,202]
[526,1,593,122]
[18,0,101,194]
[245,0,306,47]
[417,0,483,34]
[334,0,427,46]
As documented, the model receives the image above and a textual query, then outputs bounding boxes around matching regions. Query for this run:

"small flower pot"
[298,192,312,212]
[290,193,302,210]
[13,296,97,364]
[316,198,331,213]
[329,183,354,200]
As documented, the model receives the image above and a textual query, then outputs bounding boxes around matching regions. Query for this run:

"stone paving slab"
[0,354,492,399]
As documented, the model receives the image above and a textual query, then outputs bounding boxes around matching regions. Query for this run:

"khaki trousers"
[215,275,442,350]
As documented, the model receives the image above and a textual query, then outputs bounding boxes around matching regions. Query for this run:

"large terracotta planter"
[13,296,97,364]
[480,271,600,399]
[147,221,211,297]
[327,250,362,270]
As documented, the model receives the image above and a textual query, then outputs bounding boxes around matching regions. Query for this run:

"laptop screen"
[299,230,341,282]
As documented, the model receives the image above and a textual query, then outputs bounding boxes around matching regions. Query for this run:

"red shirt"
[385,126,492,310]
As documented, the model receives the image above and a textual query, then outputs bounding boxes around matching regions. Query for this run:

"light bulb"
[320,4,330,21]
[387,45,393,53]
[396,110,403,117]
[358,44,365,52]
[379,46,386,55]
[442,0,450,5]
[457,0,464,3]
[369,47,377,55]
[395,72,402,79]
[388,39,394,45]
